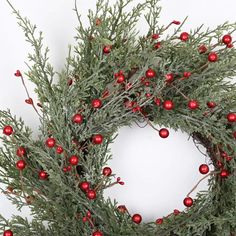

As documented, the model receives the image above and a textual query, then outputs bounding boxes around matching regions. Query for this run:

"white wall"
[0,0,235,222]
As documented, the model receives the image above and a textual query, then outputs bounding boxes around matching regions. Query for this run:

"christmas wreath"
[0,0,236,235]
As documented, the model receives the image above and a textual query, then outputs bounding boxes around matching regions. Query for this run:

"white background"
[0,0,235,222]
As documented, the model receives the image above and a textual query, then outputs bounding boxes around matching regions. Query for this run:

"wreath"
[0,0,236,235]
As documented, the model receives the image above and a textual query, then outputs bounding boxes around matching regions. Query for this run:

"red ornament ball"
[198,44,207,54]
[207,101,216,108]
[16,146,26,157]
[208,52,218,62]
[165,73,174,83]
[156,218,163,225]
[45,137,56,148]
[69,155,79,166]
[39,170,48,180]
[163,100,174,110]
[159,128,169,138]
[103,45,111,54]
[87,189,97,200]
[183,197,193,207]
[116,74,125,84]
[3,125,13,136]
[220,169,229,178]
[188,100,199,110]
[145,68,156,78]
[3,230,13,236]
[227,112,236,122]
[222,34,232,45]
[92,134,104,145]
[103,167,112,176]
[199,164,209,174]
[79,181,90,192]
[72,114,83,124]
[132,214,142,224]
[92,231,103,236]
[117,205,127,213]
[92,99,102,108]
[154,42,161,49]
[56,146,64,154]
[151,34,159,40]
[180,32,189,41]
[16,160,26,170]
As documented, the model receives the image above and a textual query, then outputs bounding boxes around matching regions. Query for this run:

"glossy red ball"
[45,138,56,148]
[116,74,125,83]
[151,34,159,40]
[87,189,97,200]
[199,164,209,174]
[103,167,112,176]
[16,160,26,170]
[56,146,64,154]
[92,134,104,145]
[92,99,102,108]
[198,44,207,54]
[222,34,232,45]
[163,100,174,110]
[92,231,103,236]
[208,52,218,62]
[72,114,83,124]
[183,197,193,207]
[165,73,174,83]
[220,169,229,178]
[155,218,163,225]
[180,32,189,41]
[207,101,216,108]
[159,128,169,138]
[39,170,48,180]
[132,214,142,224]
[16,146,26,157]
[3,125,13,136]
[227,112,236,122]
[79,181,90,192]
[103,45,111,54]
[145,68,156,78]
[69,155,79,165]
[188,100,199,110]
[3,230,13,236]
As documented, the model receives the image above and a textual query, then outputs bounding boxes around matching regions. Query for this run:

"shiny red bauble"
[79,181,90,192]
[227,112,236,122]
[222,34,232,45]
[87,189,97,200]
[39,170,48,180]
[198,44,207,54]
[183,197,193,207]
[145,68,156,78]
[159,128,169,138]
[16,146,26,157]
[208,52,218,62]
[188,100,199,110]
[116,74,125,83]
[180,32,189,41]
[165,73,174,83]
[207,101,216,108]
[3,125,13,136]
[92,231,103,236]
[92,134,104,144]
[220,169,229,178]
[45,137,56,148]
[72,114,83,124]
[69,155,79,165]
[102,167,112,176]
[199,164,209,174]
[103,45,111,54]
[132,214,142,224]
[92,99,102,108]
[3,230,13,236]
[155,218,163,225]
[163,100,174,110]
[56,146,64,154]
[16,160,26,170]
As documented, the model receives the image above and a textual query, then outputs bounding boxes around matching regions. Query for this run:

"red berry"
[79,181,90,192]
[198,45,207,54]
[116,74,125,83]
[45,138,56,148]
[92,231,103,236]
[92,99,102,108]
[183,197,193,207]
[173,209,180,215]
[145,68,156,78]
[39,170,48,180]
[67,166,72,171]
[199,164,209,174]
[92,134,104,145]
[180,32,189,41]
[165,73,174,83]
[103,167,112,176]
[163,100,174,110]
[208,52,218,62]
[117,205,127,213]
[222,34,232,45]
[159,128,169,138]
[154,98,161,106]
[172,20,181,25]
[227,43,233,48]
[220,169,229,178]
[152,34,159,40]
[56,146,64,154]
[188,100,199,110]
[3,125,13,136]
[87,189,96,200]
[227,112,236,122]
[72,114,83,124]
[154,42,161,49]
[155,218,163,225]
[103,45,111,54]
[69,155,79,165]
[14,70,22,77]
[62,167,67,172]
[207,101,216,108]
[16,160,26,170]
[183,71,191,78]
[132,214,142,224]
[3,230,13,236]
[16,146,26,157]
